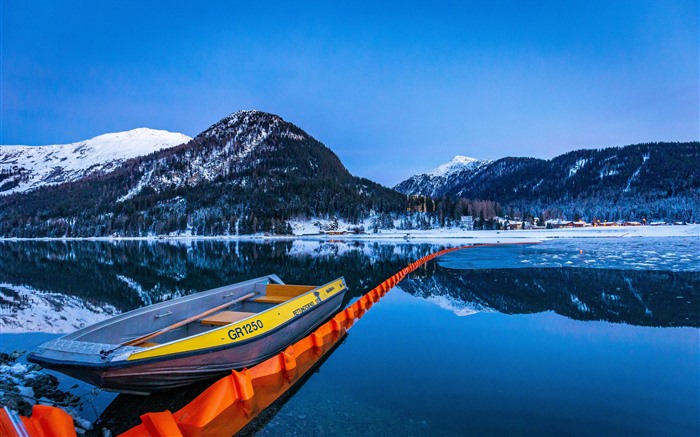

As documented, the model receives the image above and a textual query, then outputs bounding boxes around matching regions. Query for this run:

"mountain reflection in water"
[0,240,445,318]
[1,240,696,330]
[401,265,699,327]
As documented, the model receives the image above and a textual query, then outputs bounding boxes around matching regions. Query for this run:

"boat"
[27,275,347,394]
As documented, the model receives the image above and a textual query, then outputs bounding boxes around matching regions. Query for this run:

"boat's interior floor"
[148,300,275,345]
[134,284,317,347]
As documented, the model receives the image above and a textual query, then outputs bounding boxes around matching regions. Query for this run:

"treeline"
[363,197,508,232]
[5,175,693,238]
[0,167,26,192]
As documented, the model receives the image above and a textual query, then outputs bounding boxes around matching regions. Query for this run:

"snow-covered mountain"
[0,128,191,195]
[394,155,489,197]
[427,155,483,177]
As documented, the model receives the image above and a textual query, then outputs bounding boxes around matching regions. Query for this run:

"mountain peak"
[76,128,191,154]
[216,109,280,127]
[226,109,269,118]
[201,109,282,132]
[112,108,355,203]
[198,110,305,143]
[195,110,310,163]
[451,155,479,164]
[427,155,483,177]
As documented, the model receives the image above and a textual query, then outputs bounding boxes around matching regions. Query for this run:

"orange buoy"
[0,405,76,437]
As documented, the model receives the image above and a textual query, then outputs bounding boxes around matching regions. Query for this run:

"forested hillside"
[396,142,700,223]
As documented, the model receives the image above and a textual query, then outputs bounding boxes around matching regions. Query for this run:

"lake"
[0,237,698,436]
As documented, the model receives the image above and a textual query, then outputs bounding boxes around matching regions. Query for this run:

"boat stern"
[27,338,137,387]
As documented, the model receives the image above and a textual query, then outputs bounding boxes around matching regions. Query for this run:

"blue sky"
[2,0,698,185]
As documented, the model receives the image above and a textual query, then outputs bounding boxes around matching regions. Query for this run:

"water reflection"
[1,239,697,436]
[91,334,347,436]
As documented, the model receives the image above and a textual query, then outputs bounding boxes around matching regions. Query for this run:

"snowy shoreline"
[0,224,697,244]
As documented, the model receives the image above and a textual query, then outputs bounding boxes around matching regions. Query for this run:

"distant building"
[595,221,617,227]
[545,219,573,228]
[323,230,348,235]
[461,215,474,230]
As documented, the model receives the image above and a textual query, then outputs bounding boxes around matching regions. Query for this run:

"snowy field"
[285,220,699,244]
[2,222,696,243]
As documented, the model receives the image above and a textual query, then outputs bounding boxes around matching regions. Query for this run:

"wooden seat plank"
[264,284,315,298]
[253,295,290,304]
[200,311,256,326]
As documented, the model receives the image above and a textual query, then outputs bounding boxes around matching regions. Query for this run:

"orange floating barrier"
[120,326,348,437]
[139,412,183,437]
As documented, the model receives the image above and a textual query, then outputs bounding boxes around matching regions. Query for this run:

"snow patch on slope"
[117,169,155,203]
[116,275,152,305]
[623,153,650,193]
[568,158,588,178]
[422,294,484,317]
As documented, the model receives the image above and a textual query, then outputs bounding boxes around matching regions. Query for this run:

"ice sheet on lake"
[438,237,699,272]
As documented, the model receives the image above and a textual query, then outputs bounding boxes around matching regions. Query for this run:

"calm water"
[0,238,698,436]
